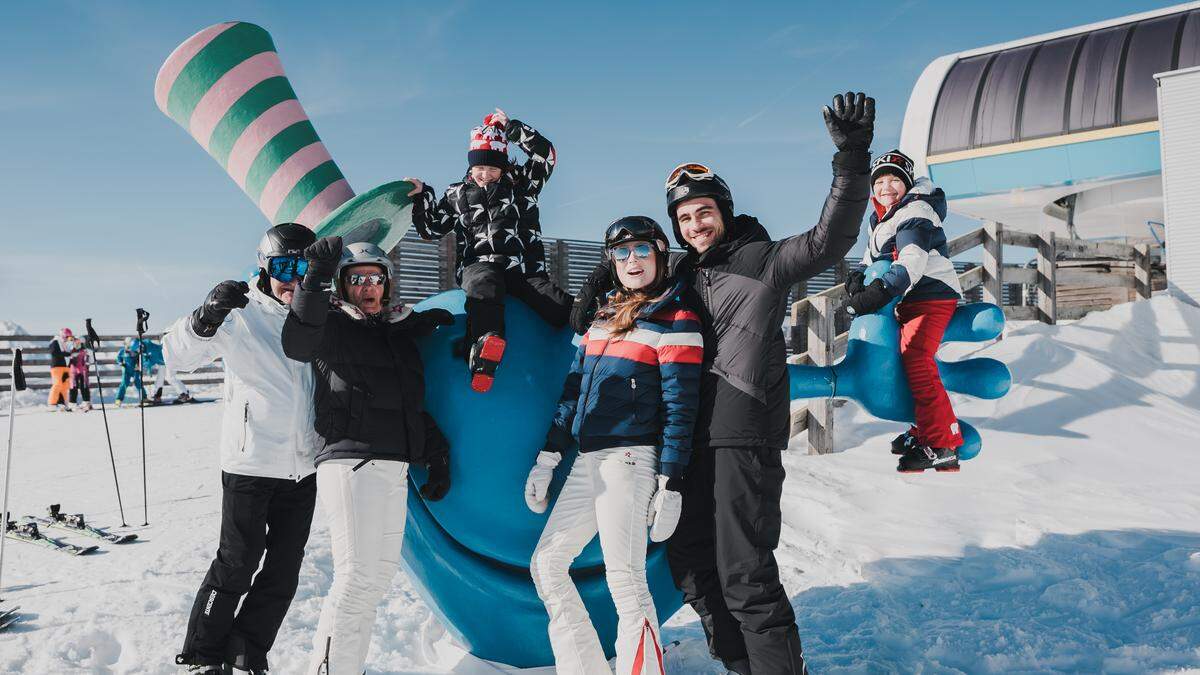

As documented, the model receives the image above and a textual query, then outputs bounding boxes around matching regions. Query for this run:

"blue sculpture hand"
[790,261,1012,460]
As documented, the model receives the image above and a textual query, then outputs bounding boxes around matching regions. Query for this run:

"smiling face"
[469,165,502,187]
[342,263,387,314]
[269,276,298,305]
[675,197,726,253]
[873,173,908,210]
[611,241,659,290]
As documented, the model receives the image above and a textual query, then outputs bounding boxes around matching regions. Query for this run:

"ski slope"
[2,295,1199,673]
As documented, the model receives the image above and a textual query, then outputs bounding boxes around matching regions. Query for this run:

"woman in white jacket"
[165,223,321,675]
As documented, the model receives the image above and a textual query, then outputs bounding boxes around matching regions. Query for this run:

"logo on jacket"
[623,450,636,466]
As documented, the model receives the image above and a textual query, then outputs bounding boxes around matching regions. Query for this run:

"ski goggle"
[664,162,714,191]
[609,242,655,262]
[267,256,308,282]
[346,273,387,287]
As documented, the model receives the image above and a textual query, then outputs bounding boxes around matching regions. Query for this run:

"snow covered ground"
[2,295,1199,673]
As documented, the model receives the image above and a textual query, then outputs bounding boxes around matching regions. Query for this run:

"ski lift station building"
[899,2,1200,304]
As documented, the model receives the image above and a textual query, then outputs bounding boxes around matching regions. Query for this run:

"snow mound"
[1,297,1199,673]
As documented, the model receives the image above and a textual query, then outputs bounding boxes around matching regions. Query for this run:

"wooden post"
[983,221,1004,306]
[806,296,836,455]
[1036,228,1057,325]
[789,281,807,354]
[1134,244,1152,300]
[833,258,852,333]
[438,235,458,290]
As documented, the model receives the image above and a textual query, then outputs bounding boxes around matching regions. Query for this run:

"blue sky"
[0,0,1173,332]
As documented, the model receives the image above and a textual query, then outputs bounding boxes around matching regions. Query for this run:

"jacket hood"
[871,177,947,224]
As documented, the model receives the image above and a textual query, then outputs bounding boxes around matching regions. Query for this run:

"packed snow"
[1,296,1199,673]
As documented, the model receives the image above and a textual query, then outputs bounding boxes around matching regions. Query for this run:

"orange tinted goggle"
[665,162,714,191]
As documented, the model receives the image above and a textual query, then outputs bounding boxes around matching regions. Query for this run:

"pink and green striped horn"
[155,21,411,250]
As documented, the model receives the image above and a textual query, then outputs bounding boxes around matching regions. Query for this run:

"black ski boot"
[176,653,223,674]
[176,392,193,404]
[153,388,164,405]
[468,332,506,393]
[890,429,918,455]
[897,445,959,473]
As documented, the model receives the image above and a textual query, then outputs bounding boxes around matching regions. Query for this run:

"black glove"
[420,457,451,501]
[190,280,250,337]
[845,269,866,295]
[570,260,613,335]
[397,308,454,337]
[300,236,343,291]
[822,91,875,153]
[846,278,895,316]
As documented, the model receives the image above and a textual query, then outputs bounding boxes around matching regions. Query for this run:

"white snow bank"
[0,297,1198,673]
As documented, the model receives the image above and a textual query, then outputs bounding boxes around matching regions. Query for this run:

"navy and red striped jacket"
[544,283,703,479]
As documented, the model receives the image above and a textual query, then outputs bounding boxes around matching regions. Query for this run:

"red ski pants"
[897,299,963,449]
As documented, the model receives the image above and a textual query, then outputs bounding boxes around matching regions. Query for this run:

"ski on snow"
[4,519,98,556]
[32,504,137,544]
[0,604,20,631]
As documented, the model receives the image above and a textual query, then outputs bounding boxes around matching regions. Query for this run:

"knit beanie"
[468,115,508,169]
[870,149,915,190]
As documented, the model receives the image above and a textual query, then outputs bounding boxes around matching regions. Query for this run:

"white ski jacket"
[164,284,318,481]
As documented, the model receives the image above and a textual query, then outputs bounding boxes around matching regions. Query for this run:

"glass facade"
[930,8,1198,154]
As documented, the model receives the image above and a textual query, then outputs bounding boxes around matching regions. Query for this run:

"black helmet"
[665,162,733,219]
[256,223,316,269]
[604,216,670,291]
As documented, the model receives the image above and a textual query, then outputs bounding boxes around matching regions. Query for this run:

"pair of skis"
[3,504,138,556]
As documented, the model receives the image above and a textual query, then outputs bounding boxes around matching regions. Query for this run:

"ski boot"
[175,392,193,404]
[80,402,92,412]
[152,388,164,405]
[175,653,224,673]
[897,445,959,473]
[891,429,917,455]
[468,332,506,393]
[115,399,126,408]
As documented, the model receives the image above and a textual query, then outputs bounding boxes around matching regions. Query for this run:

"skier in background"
[137,337,192,404]
[844,149,965,473]
[404,107,572,392]
[46,327,75,411]
[114,337,146,407]
[166,223,322,675]
[67,334,92,412]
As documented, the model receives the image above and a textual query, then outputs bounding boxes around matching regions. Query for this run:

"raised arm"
[282,236,342,363]
[505,118,556,196]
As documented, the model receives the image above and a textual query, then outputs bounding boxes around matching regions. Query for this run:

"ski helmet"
[664,162,734,248]
[871,149,915,190]
[335,242,394,303]
[256,223,316,270]
[604,216,670,291]
[59,327,73,339]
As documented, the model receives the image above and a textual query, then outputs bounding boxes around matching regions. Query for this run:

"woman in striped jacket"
[525,216,703,675]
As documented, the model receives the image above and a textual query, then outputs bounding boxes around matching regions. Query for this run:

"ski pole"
[85,319,126,527]
[136,308,150,526]
[0,349,28,592]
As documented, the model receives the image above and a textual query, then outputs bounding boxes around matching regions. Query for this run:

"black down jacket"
[412,118,556,282]
[282,291,449,469]
[673,150,870,450]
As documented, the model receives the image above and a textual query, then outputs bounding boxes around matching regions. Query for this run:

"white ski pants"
[153,364,189,395]
[307,459,408,675]
[531,445,666,675]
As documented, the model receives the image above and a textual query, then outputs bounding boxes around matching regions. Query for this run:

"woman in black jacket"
[281,236,453,675]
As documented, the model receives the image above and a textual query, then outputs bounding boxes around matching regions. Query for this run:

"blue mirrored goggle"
[609,242,654,262]
[267,256,308,281]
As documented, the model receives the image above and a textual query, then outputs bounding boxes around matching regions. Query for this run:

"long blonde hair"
[595,286,670,337]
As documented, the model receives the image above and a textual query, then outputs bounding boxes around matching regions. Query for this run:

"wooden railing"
[0,334,224,392]
[789,222,1158,454]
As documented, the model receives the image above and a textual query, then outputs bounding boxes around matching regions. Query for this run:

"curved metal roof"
[926,5,1200,155]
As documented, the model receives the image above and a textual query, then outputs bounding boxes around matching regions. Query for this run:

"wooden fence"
[789,222,1162,455]
[0,335,224,393]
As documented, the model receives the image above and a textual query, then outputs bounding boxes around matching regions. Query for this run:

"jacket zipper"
[240,401,248,452]
[702,268,713,310]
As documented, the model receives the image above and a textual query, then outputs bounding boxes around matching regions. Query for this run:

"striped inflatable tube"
[155,22,412,250]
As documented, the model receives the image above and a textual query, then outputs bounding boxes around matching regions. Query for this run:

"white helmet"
[335,242,394,300]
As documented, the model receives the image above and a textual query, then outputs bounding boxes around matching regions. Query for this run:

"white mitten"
[647,475,682,542]
[524,451,562,513]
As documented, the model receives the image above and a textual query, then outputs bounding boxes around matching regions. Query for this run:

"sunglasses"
[267,256,308,282]
[609,242,655,262]
[346,273,387,287]
[664,162,714,191]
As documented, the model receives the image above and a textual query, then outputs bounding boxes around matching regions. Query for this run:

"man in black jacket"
[571,92,874,674]
[281,236,455,674]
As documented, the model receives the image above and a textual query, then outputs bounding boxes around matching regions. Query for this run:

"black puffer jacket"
[412,119,556,282]
[673,150,870,450]
[282,292,449,468]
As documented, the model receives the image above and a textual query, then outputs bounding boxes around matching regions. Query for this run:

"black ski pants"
[459,262,571,346]
[180,471,317,669]
[667,446,807,674]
